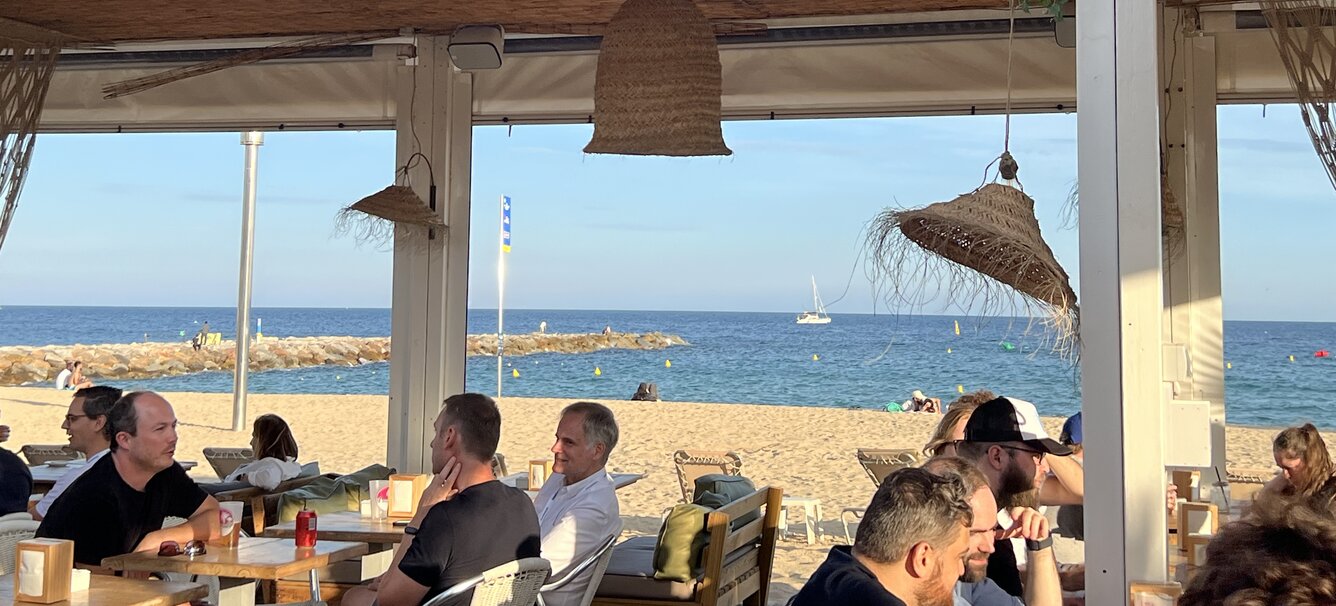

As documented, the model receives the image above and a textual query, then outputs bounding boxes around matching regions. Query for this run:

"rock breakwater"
[0,332,686,386]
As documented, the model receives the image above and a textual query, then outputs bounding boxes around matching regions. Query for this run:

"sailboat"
[796,276,832,324]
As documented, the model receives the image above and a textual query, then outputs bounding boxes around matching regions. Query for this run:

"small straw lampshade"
[583,0,732,157]
[335,185,443,247]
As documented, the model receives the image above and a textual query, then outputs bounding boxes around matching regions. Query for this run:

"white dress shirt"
[533,469,620,606]
[35,448,107,517]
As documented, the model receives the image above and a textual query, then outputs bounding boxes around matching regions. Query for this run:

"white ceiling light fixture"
[448,25,505,70]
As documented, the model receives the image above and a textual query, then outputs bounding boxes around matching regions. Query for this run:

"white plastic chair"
[537,525,621,606]
[423,557,551,606]
[0,517,41,575]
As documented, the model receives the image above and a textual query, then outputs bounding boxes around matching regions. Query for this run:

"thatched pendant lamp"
[583,0,732,156]
[867,183,1079,357]
[334,184,443,248]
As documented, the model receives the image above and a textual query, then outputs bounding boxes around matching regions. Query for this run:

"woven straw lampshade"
[868,183,1079,356]
[583,0,732,156]
[335,185,444,247]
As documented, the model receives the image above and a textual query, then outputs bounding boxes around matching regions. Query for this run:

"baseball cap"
[1060,412,1083,446]
[964,396,1072,456]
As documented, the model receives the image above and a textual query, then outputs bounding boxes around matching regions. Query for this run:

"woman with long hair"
[225,414,304,490]
[1266,423,1336,503]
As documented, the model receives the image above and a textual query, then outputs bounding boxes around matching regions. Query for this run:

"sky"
[1,104,1333,321]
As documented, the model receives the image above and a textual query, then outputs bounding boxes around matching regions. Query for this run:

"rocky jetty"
[0,332,687,386]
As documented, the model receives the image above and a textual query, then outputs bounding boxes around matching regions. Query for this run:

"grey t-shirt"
[954,578,1024,606]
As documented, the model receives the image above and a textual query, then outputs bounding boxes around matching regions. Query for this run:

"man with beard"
[791,467,972,606]
[922,457,1060,606]
[955,397,1071,599]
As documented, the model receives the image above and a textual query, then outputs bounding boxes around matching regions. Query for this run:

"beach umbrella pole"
[233,132,263,432]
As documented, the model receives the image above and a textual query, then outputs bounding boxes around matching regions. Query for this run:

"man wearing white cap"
[955,397,1069,600]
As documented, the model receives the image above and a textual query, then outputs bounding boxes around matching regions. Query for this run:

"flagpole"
[497,196,511,399]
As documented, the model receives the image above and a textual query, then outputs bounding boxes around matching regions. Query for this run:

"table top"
[0,575,207,606]
[31,461,198,484]
[101,536,366,580]
[266,511,405,544]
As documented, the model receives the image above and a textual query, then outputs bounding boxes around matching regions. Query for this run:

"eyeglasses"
[63,414,88,424]
[157,540,207,557]
[1005,445,1046,462]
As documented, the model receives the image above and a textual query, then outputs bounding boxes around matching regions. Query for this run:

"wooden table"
[0,575,206,606]
[266,511,404,544]
[102,536,365,606]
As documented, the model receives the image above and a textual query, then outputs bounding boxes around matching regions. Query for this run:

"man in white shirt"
[533,402,622,606]
[33,385,121,519]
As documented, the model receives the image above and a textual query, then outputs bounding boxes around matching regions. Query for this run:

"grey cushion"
[693,475,759,528]
[597,536,758,602]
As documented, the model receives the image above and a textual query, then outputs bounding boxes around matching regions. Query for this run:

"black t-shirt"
[790,546,908,606]
[0,448,32,515]
[36,454,208,566]
[398,480,541,606]
[987,539,1024,597]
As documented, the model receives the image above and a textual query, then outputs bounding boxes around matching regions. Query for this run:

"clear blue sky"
[2,105,1332,321]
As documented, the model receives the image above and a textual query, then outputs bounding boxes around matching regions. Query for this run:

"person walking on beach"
[791,467,971,606]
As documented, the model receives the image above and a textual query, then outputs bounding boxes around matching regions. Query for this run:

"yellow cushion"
[652,504,710,581]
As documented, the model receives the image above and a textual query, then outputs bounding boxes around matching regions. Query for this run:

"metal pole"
[233,131,263,432]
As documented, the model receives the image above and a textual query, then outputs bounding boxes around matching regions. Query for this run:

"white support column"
[1078,0,1169,597]
[1161,13,1226,490]
[387,38,474,474]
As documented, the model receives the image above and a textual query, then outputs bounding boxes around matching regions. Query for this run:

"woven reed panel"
[2,0,1012,43]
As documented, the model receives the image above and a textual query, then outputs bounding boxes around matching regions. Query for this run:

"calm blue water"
[2,306,1334,427]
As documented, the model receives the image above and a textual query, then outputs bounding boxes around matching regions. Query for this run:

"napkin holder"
[528,459,554,491]
[14,538,74,603]
[387,474,429,519]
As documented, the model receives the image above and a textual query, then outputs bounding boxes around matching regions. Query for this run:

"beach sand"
[0,386,1286,604]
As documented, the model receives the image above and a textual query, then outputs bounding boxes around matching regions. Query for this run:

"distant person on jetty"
[791,467,971,606]
[192,321,210,351]
[533,402,621,606]
[539,320,547,334]
[37,391,221,566]
[223,414,303,490]
[0,410,30,516]
[603,325,612,336]
[1264,423,1336,505]
[34,385,122,520]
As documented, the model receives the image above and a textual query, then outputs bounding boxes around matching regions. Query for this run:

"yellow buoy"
[1289,355,1296,362]
[957,384,964,394]
[947,348,953,354]
[1227,362,1233,369]
[665,360,672,368]
[512,368,520,378]
[594,367,602,376]
[954,320,961,336]
[812,354,820,361]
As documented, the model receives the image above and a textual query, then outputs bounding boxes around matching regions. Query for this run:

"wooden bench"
[593,486,781,606]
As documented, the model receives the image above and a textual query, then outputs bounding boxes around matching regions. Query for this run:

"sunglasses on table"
[158,540,207,557]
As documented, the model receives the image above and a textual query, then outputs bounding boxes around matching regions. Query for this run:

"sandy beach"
[0,386,1289,604]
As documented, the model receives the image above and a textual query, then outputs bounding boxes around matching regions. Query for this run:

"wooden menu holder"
[1129,581,1182,606]
[387,474,429,519]
[14,538,74,604]
[528,459,554,491]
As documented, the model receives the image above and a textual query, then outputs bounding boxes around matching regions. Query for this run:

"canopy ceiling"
[3,0,1022,42]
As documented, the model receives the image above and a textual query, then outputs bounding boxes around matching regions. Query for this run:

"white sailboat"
[796,276,832,324]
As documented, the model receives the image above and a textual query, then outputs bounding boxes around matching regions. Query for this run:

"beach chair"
[492,453,509,478]
[538,522,622,606]
[0,514,39,575]
[672,450,742,503]
[422,557,551,606]
[841,448,920,543]
[203,447,254,478]
[19,444,80,466]
[593,486,782,606]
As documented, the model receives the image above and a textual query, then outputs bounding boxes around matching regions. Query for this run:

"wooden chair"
[203,447,254,478]
[593,486,782,606]
[841,448,920,542]
[423,557,551,606]
[19,444,80,466]
[671,450,742,503]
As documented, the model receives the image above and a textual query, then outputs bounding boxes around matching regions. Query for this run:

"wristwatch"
[1026,536,1053,551]
[404,526,420,536]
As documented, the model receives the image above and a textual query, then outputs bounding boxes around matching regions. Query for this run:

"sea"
[1,306,1333,428]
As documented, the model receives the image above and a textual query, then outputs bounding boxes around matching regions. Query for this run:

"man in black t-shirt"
[791,467,972,606]
[343,394,541,606]
[36,391,219,567]
[0,446,31,515]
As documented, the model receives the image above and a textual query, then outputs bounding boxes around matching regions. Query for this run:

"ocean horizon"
[3,305,1334,428]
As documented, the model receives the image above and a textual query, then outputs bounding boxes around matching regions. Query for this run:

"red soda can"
[295,507,317,547]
